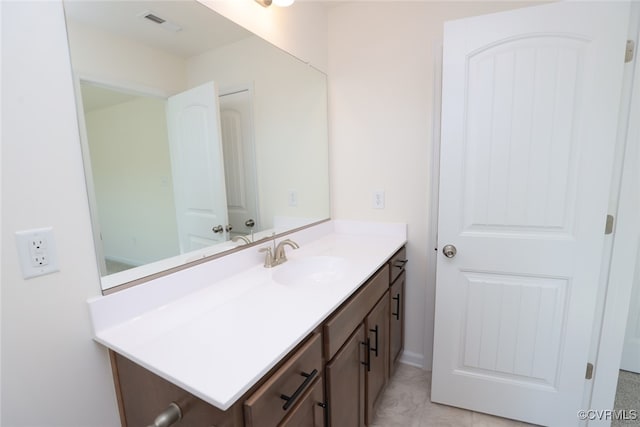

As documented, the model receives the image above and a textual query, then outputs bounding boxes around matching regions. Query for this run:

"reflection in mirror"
[63,0,330,290]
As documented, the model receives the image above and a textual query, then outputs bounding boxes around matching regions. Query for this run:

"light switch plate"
[288,190,298,207]
[15,227,60,279]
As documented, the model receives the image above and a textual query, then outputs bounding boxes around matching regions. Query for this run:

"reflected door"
[432,2,629,426]
[167,81,229,252]
[219,88,259,237]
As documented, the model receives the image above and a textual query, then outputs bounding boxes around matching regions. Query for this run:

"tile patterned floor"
[371,363,536,427]
[613,370,640,427]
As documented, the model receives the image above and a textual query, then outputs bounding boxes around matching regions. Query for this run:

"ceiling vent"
[143,13,165,24]
[138,10,182,33]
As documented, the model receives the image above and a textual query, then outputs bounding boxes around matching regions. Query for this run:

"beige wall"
[1,2,121,425]
[327,1,541,368]
[187,36,329,230]
[85,96,180,267]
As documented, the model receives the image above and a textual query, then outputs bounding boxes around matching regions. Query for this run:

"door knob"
[212,225,223,233]
[442,244,457,258]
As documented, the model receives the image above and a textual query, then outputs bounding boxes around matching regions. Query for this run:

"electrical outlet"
[28,235,48,267]
[372,190,385,209]
[15,227,59,279]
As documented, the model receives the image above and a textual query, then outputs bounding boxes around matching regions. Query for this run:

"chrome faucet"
[274,239,299,263]
[232,235,252,245]
[259,236,299,268]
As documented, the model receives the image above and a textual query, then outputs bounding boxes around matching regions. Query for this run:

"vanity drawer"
[389,247,407,284]
[323,265,389,360]
[279,376,325,427]
[244,333,323,427]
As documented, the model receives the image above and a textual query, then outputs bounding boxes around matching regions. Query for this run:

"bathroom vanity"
[88,221,407,426]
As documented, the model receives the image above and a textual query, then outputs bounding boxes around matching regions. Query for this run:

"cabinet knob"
[146,402,182,427]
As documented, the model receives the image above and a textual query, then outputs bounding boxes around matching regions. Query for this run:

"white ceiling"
[63,0,254,58]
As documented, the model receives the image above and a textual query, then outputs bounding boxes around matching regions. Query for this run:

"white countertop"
[88,220,406,411]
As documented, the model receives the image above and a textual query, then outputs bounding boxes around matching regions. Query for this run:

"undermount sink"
[272,256,348,286]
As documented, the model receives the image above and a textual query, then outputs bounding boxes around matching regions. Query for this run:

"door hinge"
[585,363,594,380]
[625,40,635,63]
[605,214,615,235]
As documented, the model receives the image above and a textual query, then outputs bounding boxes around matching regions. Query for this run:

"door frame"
[71,74,169,277]
[424,3,639,421]
[588,5,640,424]
[218,83,261,239]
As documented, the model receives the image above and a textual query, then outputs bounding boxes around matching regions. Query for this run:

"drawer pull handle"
[392,294,401,320]
[280,369,318,410]
[360,339,371,372]
[370,325,379,357]
[146,402,182,427]
[394,259,408,268]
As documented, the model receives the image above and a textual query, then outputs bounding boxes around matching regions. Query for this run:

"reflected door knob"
[442,244,457,258]
[212,225,223,233]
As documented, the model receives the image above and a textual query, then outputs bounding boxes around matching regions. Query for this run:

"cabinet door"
[244,334,322,427]
[389,271,405,376]
[365,292,390,425]
[112,352,242,426]
[326,324,366,427]
[280,377,325,427]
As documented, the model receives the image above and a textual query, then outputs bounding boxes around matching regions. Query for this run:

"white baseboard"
[105,255,143,268]
[399,350,425,369]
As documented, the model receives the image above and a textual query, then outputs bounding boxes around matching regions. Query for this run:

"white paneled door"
[167,81,229,252]
[432,2,630,426]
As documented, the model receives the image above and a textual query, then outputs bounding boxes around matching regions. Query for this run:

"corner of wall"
[196,0,328,73]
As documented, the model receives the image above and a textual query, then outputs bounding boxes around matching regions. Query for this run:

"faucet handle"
[259,247,274,268]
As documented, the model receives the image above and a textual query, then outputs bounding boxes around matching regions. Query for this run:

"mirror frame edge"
[102,218,331,295]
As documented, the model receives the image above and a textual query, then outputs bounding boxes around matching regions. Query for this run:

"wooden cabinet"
[111,351,243,427]
[388,247,407,376]
[244,333,323,427]
[364,292,390,425]
[323,265,391,426]
[323,266,389,361]
[389,246,407,284]
[279,377,325,427]
[389,271,405,376]
[325,324,366,427]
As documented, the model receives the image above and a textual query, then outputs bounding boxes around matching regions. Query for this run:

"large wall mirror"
[63,0,330,291]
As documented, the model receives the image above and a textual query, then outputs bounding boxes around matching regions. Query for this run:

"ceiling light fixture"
[255,0,295,7]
